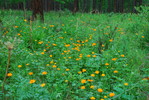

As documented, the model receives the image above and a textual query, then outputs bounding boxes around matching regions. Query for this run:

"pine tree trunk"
[139,0,142,6]
[108,0,111,12]
[92,0,96,13]
[23,2,27,19]
[114,0,117,12]
[99,0,102,12]
[73,0,79,13]
[133,0,137,13]
[31,0,44,22]
[121,0,124,13]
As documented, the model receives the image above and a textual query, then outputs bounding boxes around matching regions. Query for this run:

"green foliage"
[0,10,148,100]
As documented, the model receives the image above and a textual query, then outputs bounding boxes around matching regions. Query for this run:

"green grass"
[0,10,149,100]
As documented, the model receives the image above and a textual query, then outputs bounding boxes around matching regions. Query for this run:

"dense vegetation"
[0,0,149,13]
[0,6,149,100]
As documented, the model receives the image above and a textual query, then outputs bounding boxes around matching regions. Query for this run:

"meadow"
[0,9,149,100]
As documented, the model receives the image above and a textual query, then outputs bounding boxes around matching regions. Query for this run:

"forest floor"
[0,10,149,100]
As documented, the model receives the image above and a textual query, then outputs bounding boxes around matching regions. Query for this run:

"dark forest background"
[0,0,149,13]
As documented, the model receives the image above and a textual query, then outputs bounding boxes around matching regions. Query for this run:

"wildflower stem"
[2,49,11,93]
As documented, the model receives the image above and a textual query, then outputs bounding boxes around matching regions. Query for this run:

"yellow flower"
[59,37,64,39]
[97,88,103,92]
[124,83,129,86]
[64,50,67,53]
[142,36,144,38]
[52,43,57,46]
[66,69,70,71]
[24,19,27,22]
[90,85,95,89]
[104,33,109,35]
[93,55,96,57]
[46,64,50,66]
[7,73,12,77]
[41,52,45,55]
[80,86,85,89]
[81,79,86,83]
[77,40,80,43]
[100,99,104,100]
[109,93,115,97]
[76,58,80,61]
[52,65,57,68]
[28,72,33,75]
[121,54,125,57]
[92,52,95,54]
[18,65,22,68]
[82,69,86,72]
[87,55,91,57]
[61,53,64,55]
[109,39,113,42]
[29,79,36,84]
[78,71,82,74]
[102,44,105,47]
[49,55,53,57]
[26,63,30,66]
[90,96,96,100]
[95,71,100,74]
[50,60,54,64]
[113,70,118,73]
[105,63,109,66]
[42,71,47,75]
[49,25,54,27]
[91,74,95,77]
[79,55,83,58]
[112,58,117,61]
[65,44,70,47]
[14,26,18,28]
[57,68,60,70]
[85,40,88,42]
[38,41,43,44]
[104,96,107,98]
[40,83,46,87]
[101,74,105,76]
[87,79,94,82]
[92,43,96,46]
[17,33,21,36]
[93,29,96,31]
[65,80,68,82]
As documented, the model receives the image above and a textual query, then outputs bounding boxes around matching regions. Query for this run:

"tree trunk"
[31,0,44,22]
[133,0,137,13]
[23,2,27,19]
[92,0,96,13]
[99,0,102,13]
[108,0,111,12]
[73,0,79,13]
[119,0,124,13]
[139,0,142,6]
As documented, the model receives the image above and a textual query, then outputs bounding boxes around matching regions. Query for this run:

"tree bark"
[133,0,137,13]
[92,0,96,13]
[120,0,124,13]
[73,0,79,13]
[139,0,142,6]
[31,0,44,22]
[114,0,117,12]
[108,0,111,12]
[99,0,102,12]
